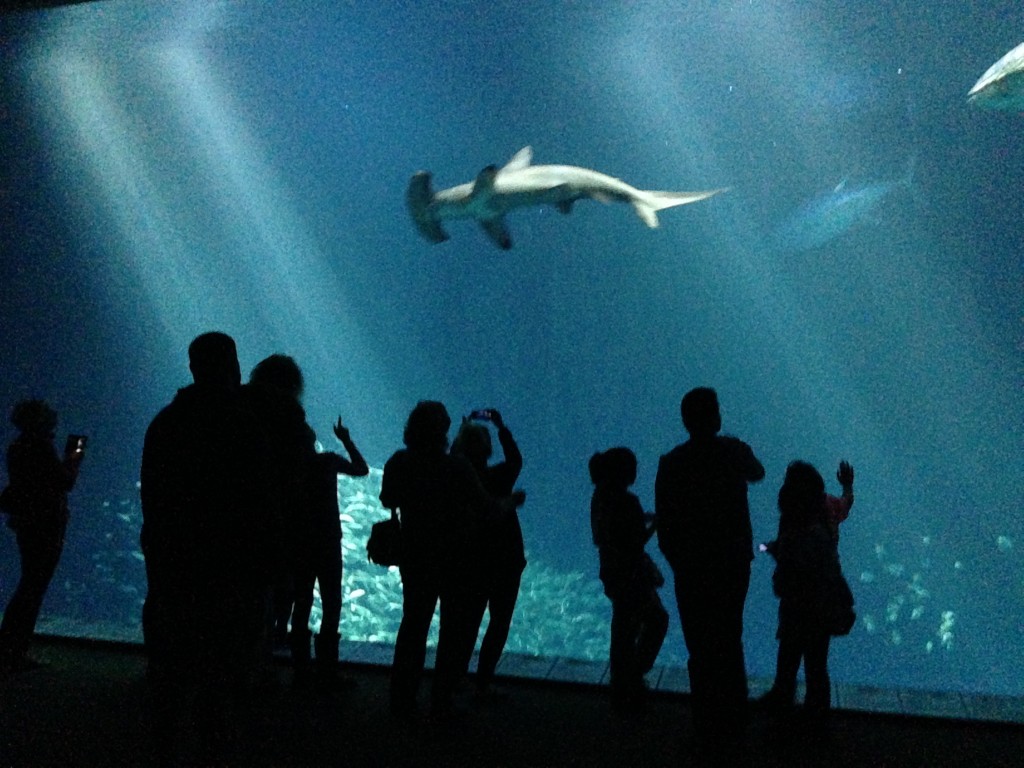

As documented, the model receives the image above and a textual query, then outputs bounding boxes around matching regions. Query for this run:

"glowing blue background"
[1,1,1021,695]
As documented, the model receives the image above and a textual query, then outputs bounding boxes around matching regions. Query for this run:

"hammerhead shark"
[407,146,726,249]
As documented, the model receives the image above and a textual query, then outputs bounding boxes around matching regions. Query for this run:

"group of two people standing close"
[591,386,855,753]
[138,332,370,762]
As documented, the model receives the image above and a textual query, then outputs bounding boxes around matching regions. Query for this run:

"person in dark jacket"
[655,386,764,744]
[0,399,84,671]
[590,447,668,711]
[449,408,526,696]
[379,401,524,719]
[761,460,854,726]
[140,332,279,763]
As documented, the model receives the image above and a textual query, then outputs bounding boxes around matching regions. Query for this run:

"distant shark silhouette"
[770,161,914,253]
[407,146,726,249]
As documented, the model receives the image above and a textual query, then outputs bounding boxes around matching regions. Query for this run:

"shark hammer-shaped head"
[407,171,449,244]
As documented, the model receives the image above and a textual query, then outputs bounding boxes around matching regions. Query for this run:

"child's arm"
[331,417,369,477]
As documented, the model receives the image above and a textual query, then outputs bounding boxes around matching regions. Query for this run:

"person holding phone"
[449,408,526,698]
[0,399,85,671]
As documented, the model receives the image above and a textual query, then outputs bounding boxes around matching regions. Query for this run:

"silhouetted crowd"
[1,330,857,765]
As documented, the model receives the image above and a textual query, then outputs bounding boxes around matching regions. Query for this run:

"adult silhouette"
[0,399,84,671]
[140,332,279,763]
[449,408,525,697]
[655,387,764,744]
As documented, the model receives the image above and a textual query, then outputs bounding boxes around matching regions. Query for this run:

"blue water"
[1,1,1021,695]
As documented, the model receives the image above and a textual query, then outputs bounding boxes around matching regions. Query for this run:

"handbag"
[367,508,401,567]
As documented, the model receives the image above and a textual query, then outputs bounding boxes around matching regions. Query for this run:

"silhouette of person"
[449,408,525,697]
[140,331,279,764]
[655,387,764,744]
[242,353,316,660]
[0,400,84,671]
[244,354,369,687]
[761,460,855,726]
[379,401,525,719]
[589,447,668,711]
[291,416,368,688]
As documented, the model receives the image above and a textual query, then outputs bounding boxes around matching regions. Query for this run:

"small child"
[760,460,856,726]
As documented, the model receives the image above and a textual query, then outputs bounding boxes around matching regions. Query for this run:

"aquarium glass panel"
[1,1,1021,696]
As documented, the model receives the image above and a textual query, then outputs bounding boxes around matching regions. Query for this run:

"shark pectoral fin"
[480,217,512,250]
[556,200,574,215]
[470,165,499,200]
[631,200,660,228]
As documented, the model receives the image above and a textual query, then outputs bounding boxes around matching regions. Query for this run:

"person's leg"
[678,561,750,740]
[674,568,712,731]
[608,596,635,703]
[803,633,832,717]
[451,587,487,681]
[767,633,803,706]
[475,567,523,689]
[391,567,439,715]
[717,561,751,720]
[314,542,343,682]
[0,526,64,662]
[635,590,669,675]
[431,576,477,716]
[290,566,316,680]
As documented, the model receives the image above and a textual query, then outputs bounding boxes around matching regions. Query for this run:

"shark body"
[771,162,914,253]
[407,146,725,249]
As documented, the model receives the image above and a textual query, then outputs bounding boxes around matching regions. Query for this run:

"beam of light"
[146,28,397,423]
[602,10,873,445]
[30,46,206,359]
[24,1,397,433]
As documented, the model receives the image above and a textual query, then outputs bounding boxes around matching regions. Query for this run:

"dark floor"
[1,637,1022,767]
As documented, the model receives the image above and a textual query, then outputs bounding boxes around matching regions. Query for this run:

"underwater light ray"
[607,19,867,445]
[146,38,405,437]
[151,43,391,388]
[33,48,207,354]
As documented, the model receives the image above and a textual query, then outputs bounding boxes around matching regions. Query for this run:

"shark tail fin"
[632,188,729,228]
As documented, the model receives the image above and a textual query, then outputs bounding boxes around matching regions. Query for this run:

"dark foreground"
[1,637,1021,767]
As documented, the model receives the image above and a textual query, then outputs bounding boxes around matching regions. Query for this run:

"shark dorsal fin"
[501,146,533,173]
[470,165,499,199]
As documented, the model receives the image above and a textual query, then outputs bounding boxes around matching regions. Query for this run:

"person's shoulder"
[659,442,688,462]
[146,390,189,431]
[383,448,410,469]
